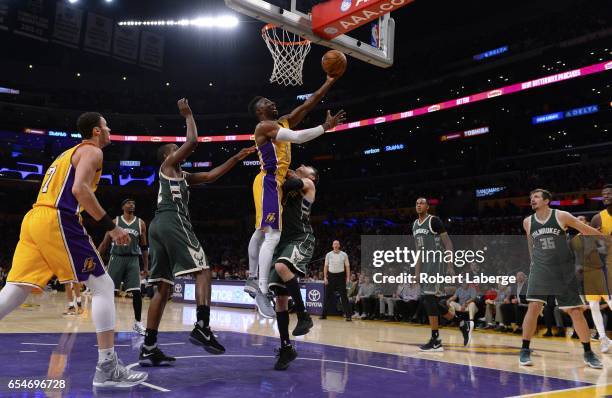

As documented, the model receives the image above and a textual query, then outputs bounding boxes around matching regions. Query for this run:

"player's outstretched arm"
[72,145,130,245]
[280,76,339,128]
[185,146,256,185]
[261,109,346,144]
[163,98,198,169]
[558,211,603,236]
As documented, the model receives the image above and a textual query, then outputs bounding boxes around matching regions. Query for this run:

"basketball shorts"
[107,255,141,292]
[269,234,315,296]
[526,262,584,309]
[253,171,284,231]
[583,263,612,302]
[148,211,208,285]
[419,261,445,295]
[8,207,105,290]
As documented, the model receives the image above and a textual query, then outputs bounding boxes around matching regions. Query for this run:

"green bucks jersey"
[412,215,443,252]
[156,171,191,219]
[281,190,313,241]
[530,209,573,267]
[110,216,142,256]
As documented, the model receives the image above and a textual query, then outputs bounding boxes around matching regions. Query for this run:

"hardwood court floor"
[1,292,611,397]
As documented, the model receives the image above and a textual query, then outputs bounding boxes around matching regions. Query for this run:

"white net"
[262,24,311,86]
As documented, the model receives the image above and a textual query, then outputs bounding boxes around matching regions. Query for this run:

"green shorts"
[148,211,208,285]
[420,261,445,295]
[527,262,584,309]
[269,235,315,296]
[107,255,141,292]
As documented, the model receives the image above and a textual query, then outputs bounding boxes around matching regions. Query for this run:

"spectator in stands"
[346,274,359,314]
[543,296,566,337]
[484,283,510,329]
[448,283,478,327]
[354,275,376,319]
[500,271,529,334]
[395,283,421,322]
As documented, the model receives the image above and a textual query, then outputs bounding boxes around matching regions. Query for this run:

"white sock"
[258,229,281,294]
[248,229,265,278]
[84,273,116,333]
[76,297,82,305]
[68,301,74,308]
[0,284,31,319]
[590,301,606,338]
[98,347,115,364]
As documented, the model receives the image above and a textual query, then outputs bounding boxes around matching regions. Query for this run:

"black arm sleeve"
[430,216,446,234]
[282,178,304,193]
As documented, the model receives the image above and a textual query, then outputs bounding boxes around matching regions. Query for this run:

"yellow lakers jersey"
[34,143,102,214]
[600,209,612,235]
[256,119,291,183]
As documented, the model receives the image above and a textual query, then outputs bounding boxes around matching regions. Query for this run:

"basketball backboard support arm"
[224,0,395,67]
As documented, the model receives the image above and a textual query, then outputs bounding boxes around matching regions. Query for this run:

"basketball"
[322,50,347,78]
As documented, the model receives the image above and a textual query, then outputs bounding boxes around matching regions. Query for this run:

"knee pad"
[86,273,114,296]
[264,229,281,245]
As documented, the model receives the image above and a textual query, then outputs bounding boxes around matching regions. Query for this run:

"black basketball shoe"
[419,338,443,352]
[274,345,298,370]
[292,312,314,336]
[459,319,473,346]
[139,345,176,367]
[190,323,226,355]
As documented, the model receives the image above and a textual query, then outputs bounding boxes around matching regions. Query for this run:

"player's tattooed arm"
[280,76,339,128]
[163,98,198,169]
[185,146,256,185]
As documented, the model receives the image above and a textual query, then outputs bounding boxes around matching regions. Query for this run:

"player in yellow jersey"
[572,215,611,352]
[591,184,612,236]
[244,75,345,317]
[0,112,148,389]
[586,184,612,346]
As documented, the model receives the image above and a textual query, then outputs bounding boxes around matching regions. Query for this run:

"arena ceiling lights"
[117,16,239,29]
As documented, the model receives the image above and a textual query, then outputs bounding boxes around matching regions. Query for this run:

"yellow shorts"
[253,171,283,231]
[8,207,105,290]
[585,294,611,303]
[583,266,612,303]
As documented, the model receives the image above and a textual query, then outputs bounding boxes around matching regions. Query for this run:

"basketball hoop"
[261,24,311,86]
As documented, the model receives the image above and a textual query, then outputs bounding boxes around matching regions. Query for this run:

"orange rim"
[261,24,310,46]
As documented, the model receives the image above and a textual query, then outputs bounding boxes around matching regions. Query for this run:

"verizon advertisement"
[312,0,415,40]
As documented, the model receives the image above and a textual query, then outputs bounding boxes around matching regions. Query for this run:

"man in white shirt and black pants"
[321,240,351,321]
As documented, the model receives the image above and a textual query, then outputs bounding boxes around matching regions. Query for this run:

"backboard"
[224,0,402,68]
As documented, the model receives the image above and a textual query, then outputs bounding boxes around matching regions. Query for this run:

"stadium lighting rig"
[117,16,239,28]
